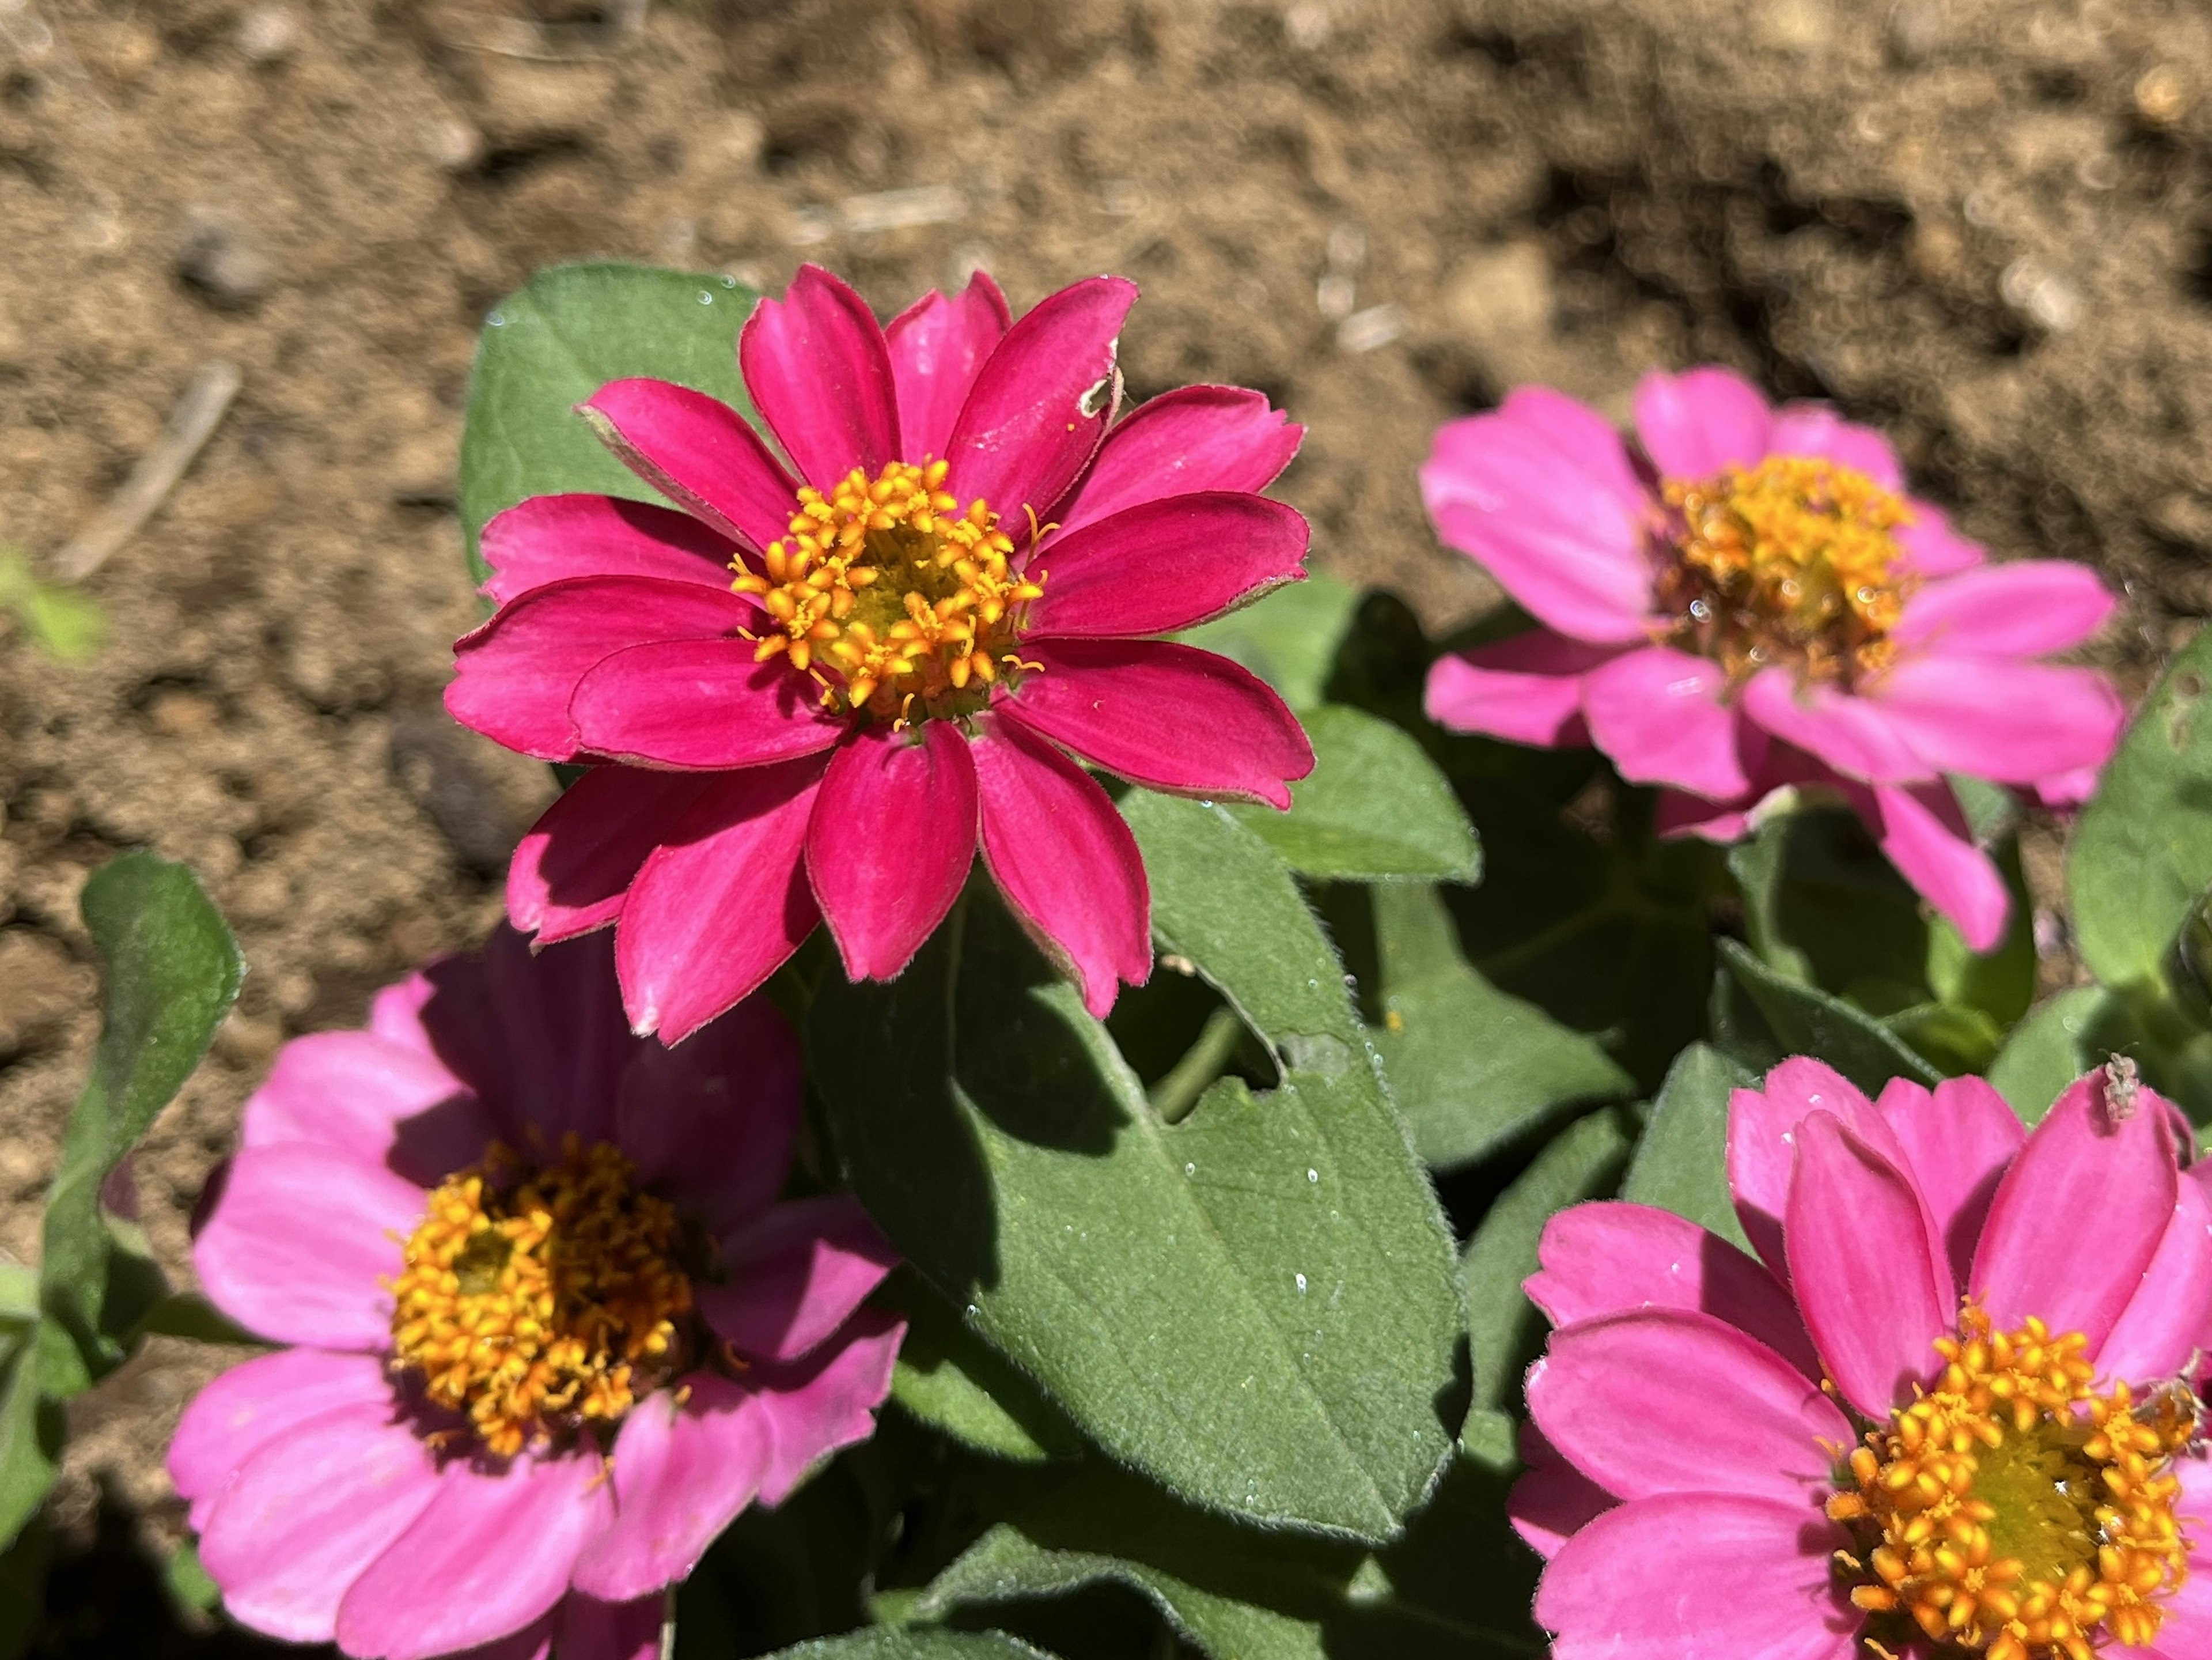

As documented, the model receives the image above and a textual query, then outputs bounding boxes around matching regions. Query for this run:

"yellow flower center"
[388,1140,695,1459]
[733,459,1044,721]
[1828,1307,2197,1660]
[1655,455,1918,688]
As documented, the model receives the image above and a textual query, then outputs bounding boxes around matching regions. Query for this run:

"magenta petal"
[579,380,801,554]
[615,996,801,1237]
[738,264,900,490]
[1739,669,1931,785]
[1874,1075,2025,1290]
[1509,1423,1615,1562]
[1527,1202,1820,1381]
[571,1379,771,1603]
[480,494,743,607]
[1868,657,2126,786]
[946,276,1138,524]
[805,724,978,982]
[969,713,1151,1018]
[615,758,827,1043]
[509,765,716,945]
[169,1350,397,1530]
[1850,781,2011,953]
[1786,1112,1953,1417]
[1896,501,1987,578]
[1052,384,1304,539]
[198,1396,440,1645]
[569,638,843,772]
[2097,1171,2212,1384]
[1535,1494,1856,1660]
[1728,1058,1882,1279]
[193,1144,421,1349]
[885,271,1011,463]
[1892,560,2116,657]
[1633,367,1774,479]
[1971,1073,2179,1352]
[1765,405,1903,489]
[240,1031,488,1188]
[556,1596,664,1660]
[1425,632,1619,746]
[1005,638,1313,808]
[745,1307,906,1507]
[700,1194,899,1364]
[1528,1309,1849,1506]
[1024,493,1309,638]
[448,577,755,763]
[1581,647,1750,799]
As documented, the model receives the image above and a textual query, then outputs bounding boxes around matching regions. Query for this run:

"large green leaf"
[1230,706,1478,883]
[1178,570,1361,711]
[40,854,243,1386]
[1728,803,1930,1005]
[1717,940,1941,1094]
[885,1272,1076,1464]
[767,1633,1057,1660]
[1618,1043,1753,1249]
[0,1345,55,1551]
[1987,988,2109,1123]
[458,263,762,583]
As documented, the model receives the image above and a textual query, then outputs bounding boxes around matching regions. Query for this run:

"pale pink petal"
[571,1379,772,1603]
[1527,1202,1820,1381]
[1786,1111,1953,1417]
[2156,1465,2212,1652]
[700,1194,899,1363]
[1727,1058,1883,1279]
[805,724,978,982]
[239,1031,489,1189]
[1535,1495,1857,1660]
[615,996,800,1237]
[193,1144,421,1349]
[1868,657,2126,786]
[1580,647,1751,799]
[1528,1310,1848,1506]
[1972,1073,2179,1353]
[1739,669,1931,785]
[1892,561,2116,657]
[1873,1075,2025,1289]
[1895,500,1986,577]
[969,713,1150,1018]
[738,264,900,491]
[508,766,715,946]
[946,277,1137,527]
[481,494,743,606]
[368,973,437,1054]
[745,1307,906,1506]
[1424,632,1621,746]
[169,1350,397,1530]
[1509,1423,1615,1561]
[1847,781,2011,953]
[885,271,1010,462]
[1022,493,1308,638]
[1491,387,1650,510]
[1634,367,1774,481]
[1052,384,1303,539]
[568,638,843,772]
[198,1397,440,1645]
[2035,765,2102,808]
[448,578,755,763]
[579,380,801,554]
[615,758,827,1043]
[1764,405,1903,489]
[1003,638,1312,809]
[2097,1174,2212,1385]
[555,1597,663,1660]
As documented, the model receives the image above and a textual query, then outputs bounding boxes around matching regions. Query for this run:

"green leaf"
[765,1632,1058,1660]
[458,263,762,585]
[885,1272,1075,1464]
[133,1291,262,1347]
[1988,988,2109,1122]
[1178,570,1360,711]
[1368,884,1631,1169]
[1728,803,1929,1003]
[1716,939,1941,1094]
[1619,1043,1753,1249]
[0,548,105,663]
[0,1340,56,1548]
[2071,629,2212,993]
[40,854,243,1386]
[1229,706,1478,883]
[164,1538,222,1616]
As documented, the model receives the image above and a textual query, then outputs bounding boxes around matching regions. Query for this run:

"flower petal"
[1727,1058,1883,1280]
[745,1307,905,1507]
[885,271,1011,463]
[615,996,801,1237]
[1786,1111,1954,1417]
[1849,781,2011,954]
[1868,657,2126,786]
[556,1597,664,1660]
[946,276,1137,525]
[1739,669,1932,785]
[1895,500,1985,577]
[1873,1075,2025,1290]
[1972,1072,2179,1353]
[1051,383,1303,539]
[1528,1309,1849,1506]
[578,380,801,554]
[1581,647,1751,799]
[480,494,744,607]
[2096,1170,2212,1385]
[1023,493,1308,638]
[1424,632,1619,746]
[1765,404,1904,489]
[240,1031,490,1189]
[805,723,978,982]
[738,264,900,490]
[969,713,1151,1018]
[1535,1494,1857,1660]
[569,639,844,772]
[508,765,717,946]
[1633,367,1773,479]
[615,758,827,1043]
[448,578,755,763]
[1891,560,2116,657]
[193,1144,422,1349]
[700,1194,899,1364]
[169,1350,398,1530]
[1509,1423,1615,1562]
[1003,638,1313,808]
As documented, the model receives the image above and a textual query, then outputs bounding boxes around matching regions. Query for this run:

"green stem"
[1149,1007,1245,1125]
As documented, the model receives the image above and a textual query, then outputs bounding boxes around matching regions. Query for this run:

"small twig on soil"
[50,360,241,583]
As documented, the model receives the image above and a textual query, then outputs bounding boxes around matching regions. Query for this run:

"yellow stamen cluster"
[733,459,1044,719]
[1828,1306,2197,1659]
[1656,455,1918,688]
[388,1139,694,1459]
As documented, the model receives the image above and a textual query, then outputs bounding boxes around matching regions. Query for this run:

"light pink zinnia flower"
[169,928,902,1660]
[1422,369,2125,950]
[448,264,1315,1041]
[1512,1059,2212,1659]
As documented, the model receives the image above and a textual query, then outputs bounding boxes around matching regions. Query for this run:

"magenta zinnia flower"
[1422,369,2125,949]
[448,264,1315,1041]
[169,928,902,1660]
[1513,1060,2212,1659]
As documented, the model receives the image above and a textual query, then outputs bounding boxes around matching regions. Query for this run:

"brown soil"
[5,0,2212,1630]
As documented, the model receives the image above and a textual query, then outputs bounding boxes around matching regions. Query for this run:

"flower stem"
[1149,1006,1247,1125]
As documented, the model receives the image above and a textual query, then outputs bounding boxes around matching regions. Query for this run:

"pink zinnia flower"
[1513,1059,2212,1659]
[448,264,1315,1042]
[169,928,902,1660]
[1422,369,2126,950]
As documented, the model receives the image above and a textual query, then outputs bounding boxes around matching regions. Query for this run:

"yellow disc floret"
[1656,455,1917,688]
[1827,1305,2196,1659]
[734,459,1044,721]
[388,1139,694,1459]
